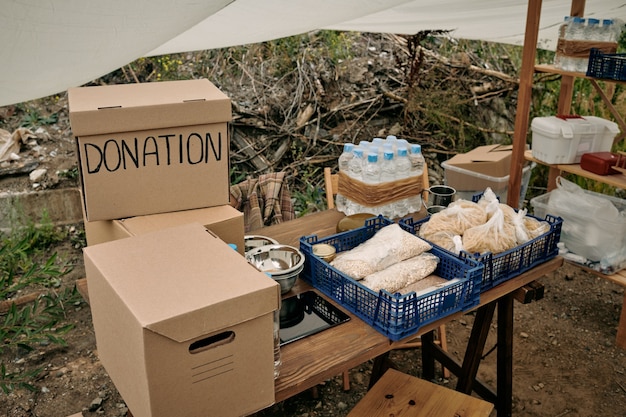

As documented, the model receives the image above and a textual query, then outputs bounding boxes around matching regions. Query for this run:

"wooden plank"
[513,285,535,304]
[508,0,543,209]
[524,150,626,190]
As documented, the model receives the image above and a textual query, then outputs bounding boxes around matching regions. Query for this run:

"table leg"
[497,294,514,417]
[420,330,436,381]
[616,292,626,349]
[456,302,496,394]
[369,352,392,389]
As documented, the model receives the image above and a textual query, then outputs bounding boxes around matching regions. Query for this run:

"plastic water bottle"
[554,16,570,69]
[385,135,398,154]
[587,18,600,39]
[408,144,425,213]
[379,150,396,218]
[380,150,396,183]
[338,143,354,172]
[564,17,587,72]
[600,19,619,43]
[408,144,425,177]
[344,147,364,215]
[335,143,354,211]
[394,146,411,217]
[363,152,381,184]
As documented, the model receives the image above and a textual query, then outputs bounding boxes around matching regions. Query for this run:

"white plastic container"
[441,161,532,208]
[530,115,618,164]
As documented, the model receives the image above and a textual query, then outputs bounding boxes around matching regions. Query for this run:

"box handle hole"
[189,331,235,354]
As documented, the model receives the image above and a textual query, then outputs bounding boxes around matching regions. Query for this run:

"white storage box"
[530,115,619,164]
[442,161,531,208]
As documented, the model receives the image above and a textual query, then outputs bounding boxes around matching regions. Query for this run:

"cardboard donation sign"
[68,79,232,221]
[84,223,280,417]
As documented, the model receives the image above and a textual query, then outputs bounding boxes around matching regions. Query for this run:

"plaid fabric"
[230,172,295,232]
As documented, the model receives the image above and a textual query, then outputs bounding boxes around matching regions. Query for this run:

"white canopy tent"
[1,0,625,107]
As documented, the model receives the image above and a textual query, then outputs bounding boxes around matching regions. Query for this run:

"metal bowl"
[244,235,279,254]
[245,244,305,294]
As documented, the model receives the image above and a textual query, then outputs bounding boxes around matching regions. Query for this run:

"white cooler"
[530,115,619,164]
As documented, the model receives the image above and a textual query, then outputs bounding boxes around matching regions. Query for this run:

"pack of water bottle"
[335,135,425,218]
[554,16,624,73]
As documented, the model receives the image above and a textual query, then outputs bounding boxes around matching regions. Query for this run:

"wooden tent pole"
[508,0,543,209]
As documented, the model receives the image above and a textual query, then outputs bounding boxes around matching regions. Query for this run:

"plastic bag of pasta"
[359,252,440,293]
[463,201,518,254]
[419,199,487,238]
[420,230,464,254]
[524,215,551,240]
[331,223,432,279]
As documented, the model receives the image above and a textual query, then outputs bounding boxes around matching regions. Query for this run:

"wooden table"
[76,209,563,417]
[258,209,563,416]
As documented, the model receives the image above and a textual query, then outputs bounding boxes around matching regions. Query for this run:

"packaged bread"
[331,223,432,279]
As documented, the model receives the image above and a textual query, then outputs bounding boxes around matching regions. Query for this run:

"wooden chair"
[323,166,450,385]
[347,368,493,417]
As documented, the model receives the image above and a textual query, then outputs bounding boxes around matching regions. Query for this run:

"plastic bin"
[299,216,483,341]
[441,161,532,208]
[530,115,619,164]
[399,213,562,292]
[586,48,626,81]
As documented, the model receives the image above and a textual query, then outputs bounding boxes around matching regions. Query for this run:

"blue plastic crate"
[586,48,626,81]
[299,216,483,341]
[399,213,562,292]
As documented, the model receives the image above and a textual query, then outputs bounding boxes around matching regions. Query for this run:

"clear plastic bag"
[547,176,626,266]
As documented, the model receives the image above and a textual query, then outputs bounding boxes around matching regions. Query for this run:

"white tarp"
[1,0,625,107]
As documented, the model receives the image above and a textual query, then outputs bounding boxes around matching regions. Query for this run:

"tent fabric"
[1,0,625,107]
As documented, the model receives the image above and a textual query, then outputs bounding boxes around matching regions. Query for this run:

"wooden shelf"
[534,64,588,79]
[535,64,626,85]
[525,150,626,190]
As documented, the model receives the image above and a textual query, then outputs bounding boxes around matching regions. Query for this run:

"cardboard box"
[83,204,245,255]
[84,223,280,417]
[443,144,513,177]
[68,79,232,221]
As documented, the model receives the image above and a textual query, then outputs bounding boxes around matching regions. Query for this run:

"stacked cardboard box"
[441,144,531,207]
[69,79,280,417]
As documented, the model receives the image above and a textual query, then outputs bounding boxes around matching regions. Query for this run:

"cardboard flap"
[68,79,232,136]
[84,223,279,343]
[444,144,514,177]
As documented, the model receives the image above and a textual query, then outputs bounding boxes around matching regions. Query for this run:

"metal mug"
[425,185,456,207]
[426,205,447,216]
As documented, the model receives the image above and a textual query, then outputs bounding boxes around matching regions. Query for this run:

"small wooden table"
[258,209,563,416]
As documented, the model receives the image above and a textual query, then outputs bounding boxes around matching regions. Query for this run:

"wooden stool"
[348,369,493,417]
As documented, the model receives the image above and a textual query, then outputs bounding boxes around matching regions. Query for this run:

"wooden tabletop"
[259,209,564,403]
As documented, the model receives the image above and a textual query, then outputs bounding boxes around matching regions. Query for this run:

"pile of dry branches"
[196,32,521,198]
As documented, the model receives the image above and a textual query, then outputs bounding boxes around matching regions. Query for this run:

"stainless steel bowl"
[245,244,305,294]
[244,235,279,254]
